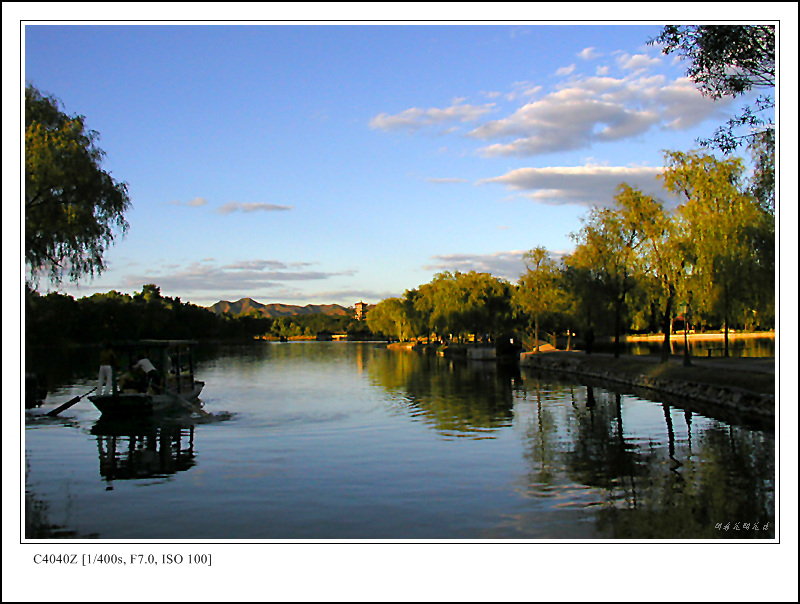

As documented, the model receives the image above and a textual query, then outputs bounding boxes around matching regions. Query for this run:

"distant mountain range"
[209,298,352,318]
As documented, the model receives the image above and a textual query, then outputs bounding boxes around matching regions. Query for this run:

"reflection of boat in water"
[89,340,206,419]
[91,417,197,484]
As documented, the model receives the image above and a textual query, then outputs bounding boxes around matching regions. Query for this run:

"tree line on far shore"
[25,284,368,346]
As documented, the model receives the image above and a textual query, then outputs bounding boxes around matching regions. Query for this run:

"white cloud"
[217,202,293,214]
[119,259,355,294]
[169,196,208,207]
[222,259,314,271]
[426,177,468,184]
[468,73,728,157]
[479,164,682,208]
[555,64,576,76]
[471,86,661,156]
[291,288,398,304]
[58,260,370,307]
[578,47,601,60]
[503,81,543,102]
[656,77,733,130]
[617,52,662,72]
[369,101,495,132]
[423,251,529,281]
[371,60,734,159]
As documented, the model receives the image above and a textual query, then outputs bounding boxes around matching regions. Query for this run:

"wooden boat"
[89,340,207,419]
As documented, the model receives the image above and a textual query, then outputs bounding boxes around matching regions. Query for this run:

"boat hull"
[89,382,205,418]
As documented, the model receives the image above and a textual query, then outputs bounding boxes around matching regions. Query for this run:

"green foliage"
[364,146,774,359]
[567,185,650,356]
[662,150,773,353]
[25,283,372,346]
[415,272,514,342]
[515,247,566,349]
[365,146,774,358]
[651,25,774,98]
[615,184,687,360]
[367,297,413,340]
[25,285,272,345]
[649,25,774,154]
[368,272,514,343]
[545,157,774,357]
[268,313,363,339]
[25,85,131,285]
[748,129,775,215]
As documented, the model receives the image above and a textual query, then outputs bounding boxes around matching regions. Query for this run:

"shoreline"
[519,350,775,428]
[623,331,775,342]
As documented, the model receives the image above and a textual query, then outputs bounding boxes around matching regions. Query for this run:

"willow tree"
[515,246,564,352]
[367,297,414,341]
[414,271,513,343]
[457,271,515,341]
[615,184,687,362]
[661,150,768,356]
[415,274,458,341]
[570,186,648,358]
[25,85,131,285]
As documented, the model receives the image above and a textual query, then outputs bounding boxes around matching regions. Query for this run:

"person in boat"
[133,355,161,393]
[117,366,141,393]
[98,342,117,395]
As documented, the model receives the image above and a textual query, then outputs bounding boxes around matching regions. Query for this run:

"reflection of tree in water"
[25,491,101,539]
[25,458,99,539]
[565,390,651,508]
[369,352,518,438]
[518,376,774,539]
[518,378,572,489]
[518,382,650,509]
[92,421,197,487]
[594,419,774,539]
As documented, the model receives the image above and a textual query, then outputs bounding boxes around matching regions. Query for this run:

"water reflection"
[517,376,775,539]
[91,419,197,488]
[25,458,99,539]
[601,335,775,357]
[368,351,520,438]
[24,343,775,540]
[25,490,100,539]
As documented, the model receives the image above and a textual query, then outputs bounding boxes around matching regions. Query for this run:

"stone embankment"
[519,350,775,423]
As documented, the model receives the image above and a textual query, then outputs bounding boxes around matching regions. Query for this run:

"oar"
[46,387,97,417]
[173,392,211,418]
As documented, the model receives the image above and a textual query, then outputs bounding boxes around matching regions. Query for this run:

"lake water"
[24,342,775,540]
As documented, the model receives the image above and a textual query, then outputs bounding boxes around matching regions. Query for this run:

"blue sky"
[20,20,780,307]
